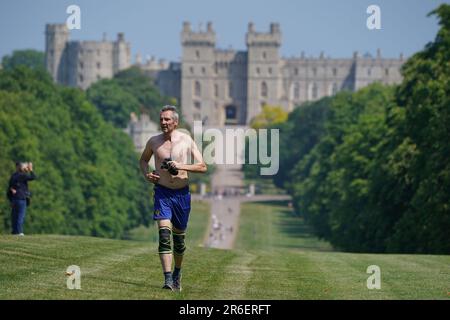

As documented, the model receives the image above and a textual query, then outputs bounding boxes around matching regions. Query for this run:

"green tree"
[274,98,331,190]
[372,4,450,253]
[2,50,45,71]
[278,4,450,254]
[86,79,140,127]
[250,104,288,129]
[0,66,152,238]
[87,66,180,128]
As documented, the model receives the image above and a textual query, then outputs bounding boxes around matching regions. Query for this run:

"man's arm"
[169,137,207,173]
[140,140,153,176]
[140,139,160,184]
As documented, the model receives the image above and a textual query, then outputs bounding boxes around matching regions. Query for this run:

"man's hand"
[145,171,160,184]
[167,160,182,171]
[10,188,16,195]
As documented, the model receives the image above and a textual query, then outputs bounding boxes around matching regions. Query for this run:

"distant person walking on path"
[7,162,36,236]
[140,105,207,291]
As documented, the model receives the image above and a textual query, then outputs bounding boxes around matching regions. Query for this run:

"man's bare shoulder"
[175,130,194,142]
[180,132,194,141]
[147,134,164,147]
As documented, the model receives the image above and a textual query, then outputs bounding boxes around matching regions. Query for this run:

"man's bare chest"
[152,136,190,161]
[154,140,172,159]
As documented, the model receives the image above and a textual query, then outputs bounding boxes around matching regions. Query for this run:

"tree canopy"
[250,104,288,129]
[1,50,45,71]
[0,66,153,237]
[245,4,450,254]
[87,66,176,128]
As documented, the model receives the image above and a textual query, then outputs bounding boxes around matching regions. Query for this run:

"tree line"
[246,4,450,254]
[86,66,176,128]
[0,66,154,237]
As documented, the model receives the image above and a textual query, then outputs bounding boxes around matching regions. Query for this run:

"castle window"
[312,67,317,76]
[196,50,200,59]
[312,83,318,99]
[79,74,83,83]
[367,68,372,76]
[332,83,338,95]
[294,68,298,76]
[268,67,273,75]
[333,68,337,76]
[97,62,101,69]
[262,51,267,59]
[225,105,237,123]
[79,61,84,69]
[214,84,219,98]
[294,83,300,99]
[97,75,101,80]
[261,81,268,98]
[229,82,233,97]
[194,81,201,97]
[194,101,201,110]
[190,66,194,74]
[202,67,206,74]
[256,67,260,74]
[385,68,389,76]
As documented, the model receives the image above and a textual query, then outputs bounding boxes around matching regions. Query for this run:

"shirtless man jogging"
[140,105,207,291]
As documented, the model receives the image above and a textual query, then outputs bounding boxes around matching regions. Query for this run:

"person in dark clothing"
[8,162,36,236]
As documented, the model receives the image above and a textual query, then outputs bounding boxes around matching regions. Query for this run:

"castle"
[45,22,405,127]
[45,24,131,90]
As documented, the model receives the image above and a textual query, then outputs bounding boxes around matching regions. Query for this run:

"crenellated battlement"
[246,23,281,47]
[181,21,216,47]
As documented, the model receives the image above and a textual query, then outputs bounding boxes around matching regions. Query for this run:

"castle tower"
[113,32,131,74]
[45,24,69,83]
[181,22,216,126]
[245,23,281,123]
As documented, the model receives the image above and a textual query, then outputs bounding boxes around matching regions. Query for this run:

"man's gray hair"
[160,105,179,122]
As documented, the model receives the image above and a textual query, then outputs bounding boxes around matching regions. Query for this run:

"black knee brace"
[173,230,186,256]
[158,226,172,254]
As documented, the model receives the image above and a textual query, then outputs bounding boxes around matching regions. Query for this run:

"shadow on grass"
[276,209,333,252]
[277,209,313,237]
[248,200,291,207]
[244,199,333,252]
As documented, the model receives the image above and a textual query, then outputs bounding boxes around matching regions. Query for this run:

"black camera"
[161,158,178,175]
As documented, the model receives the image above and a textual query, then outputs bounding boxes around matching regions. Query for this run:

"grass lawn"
[125,200,210,246]
[233,201,450,299]
[0,200,448,299]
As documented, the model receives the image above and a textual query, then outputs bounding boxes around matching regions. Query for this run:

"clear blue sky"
[0,0,448,62]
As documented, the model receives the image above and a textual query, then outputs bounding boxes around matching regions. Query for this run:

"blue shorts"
[153,184,191,230]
